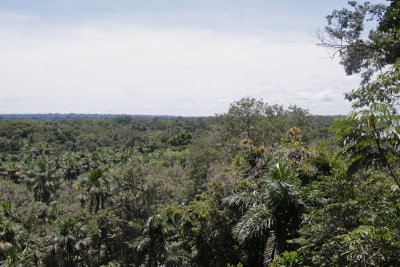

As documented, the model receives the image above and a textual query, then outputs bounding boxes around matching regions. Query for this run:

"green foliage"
[270,251,304,267]
[293,163,400,266]
[224,163,303,265]
[130,214,174,267]
[1,1,399,266]
[218,97,311,146]
[44,217,92,266]
[80,169,111,212]
[332,102,400,187]
[227,262,244,267]
[321,0,397,82]
[0,93,391,266]
[168,130,192,147]
[180,193,240,266]
[345,59,400,109]
[335,225,400,265]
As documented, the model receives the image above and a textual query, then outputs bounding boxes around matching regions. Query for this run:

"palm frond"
[74,237,92,251]
[263,231,280,265]
[129,219,145,234]
[270,162,293,181]
[0,241,13,252]
[232,206,272,244]
[223,191,263,210]
[134,237,150,254]
[165,250,192,267]
[162,224,176,236]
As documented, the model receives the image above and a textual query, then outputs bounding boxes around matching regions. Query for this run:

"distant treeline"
[0,114,181,120]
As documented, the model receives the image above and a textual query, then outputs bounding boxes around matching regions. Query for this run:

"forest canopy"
[1,1,400,266]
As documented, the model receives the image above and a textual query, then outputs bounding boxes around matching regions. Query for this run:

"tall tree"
[319,0,399,82]
[32,159,58,204]
[80,169,111,212]
[45,218,91,267]
[323,1,400,185]
[224,163,303,265]
[130,214,174,267]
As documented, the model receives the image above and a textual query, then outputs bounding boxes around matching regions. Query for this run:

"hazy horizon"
[0,0,385,116]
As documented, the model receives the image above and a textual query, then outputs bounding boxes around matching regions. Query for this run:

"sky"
[0,0,385,116]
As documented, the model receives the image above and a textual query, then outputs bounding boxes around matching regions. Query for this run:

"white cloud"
[0,23,360,115]
[0,12,34,21]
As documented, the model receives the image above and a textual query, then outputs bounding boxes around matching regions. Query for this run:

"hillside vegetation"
[1,0,400,266]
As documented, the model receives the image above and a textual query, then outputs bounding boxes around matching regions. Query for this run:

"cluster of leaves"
[0,97,340,266]
[1,2,400,266]
[0,116,212,153]
[0,94,398,266]
[1,93,397,266]
[275,1,400,266]
[320,0,399,82]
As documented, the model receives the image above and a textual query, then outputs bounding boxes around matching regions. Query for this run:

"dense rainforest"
[1,0,400,266]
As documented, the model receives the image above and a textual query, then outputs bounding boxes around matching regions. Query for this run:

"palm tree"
[223,163,303,265]
[1,248,21,267]
[0,216,14,263]
[0,215,27,265]
[130,214,175,267]
[46,218,91,267]
[32,176,55,205]
[80,169,111,212]
[32,160,58,204]
[164,248,193,267]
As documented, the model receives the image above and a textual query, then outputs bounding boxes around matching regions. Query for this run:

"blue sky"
[0,0,386,115]
[0,0,355,34]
